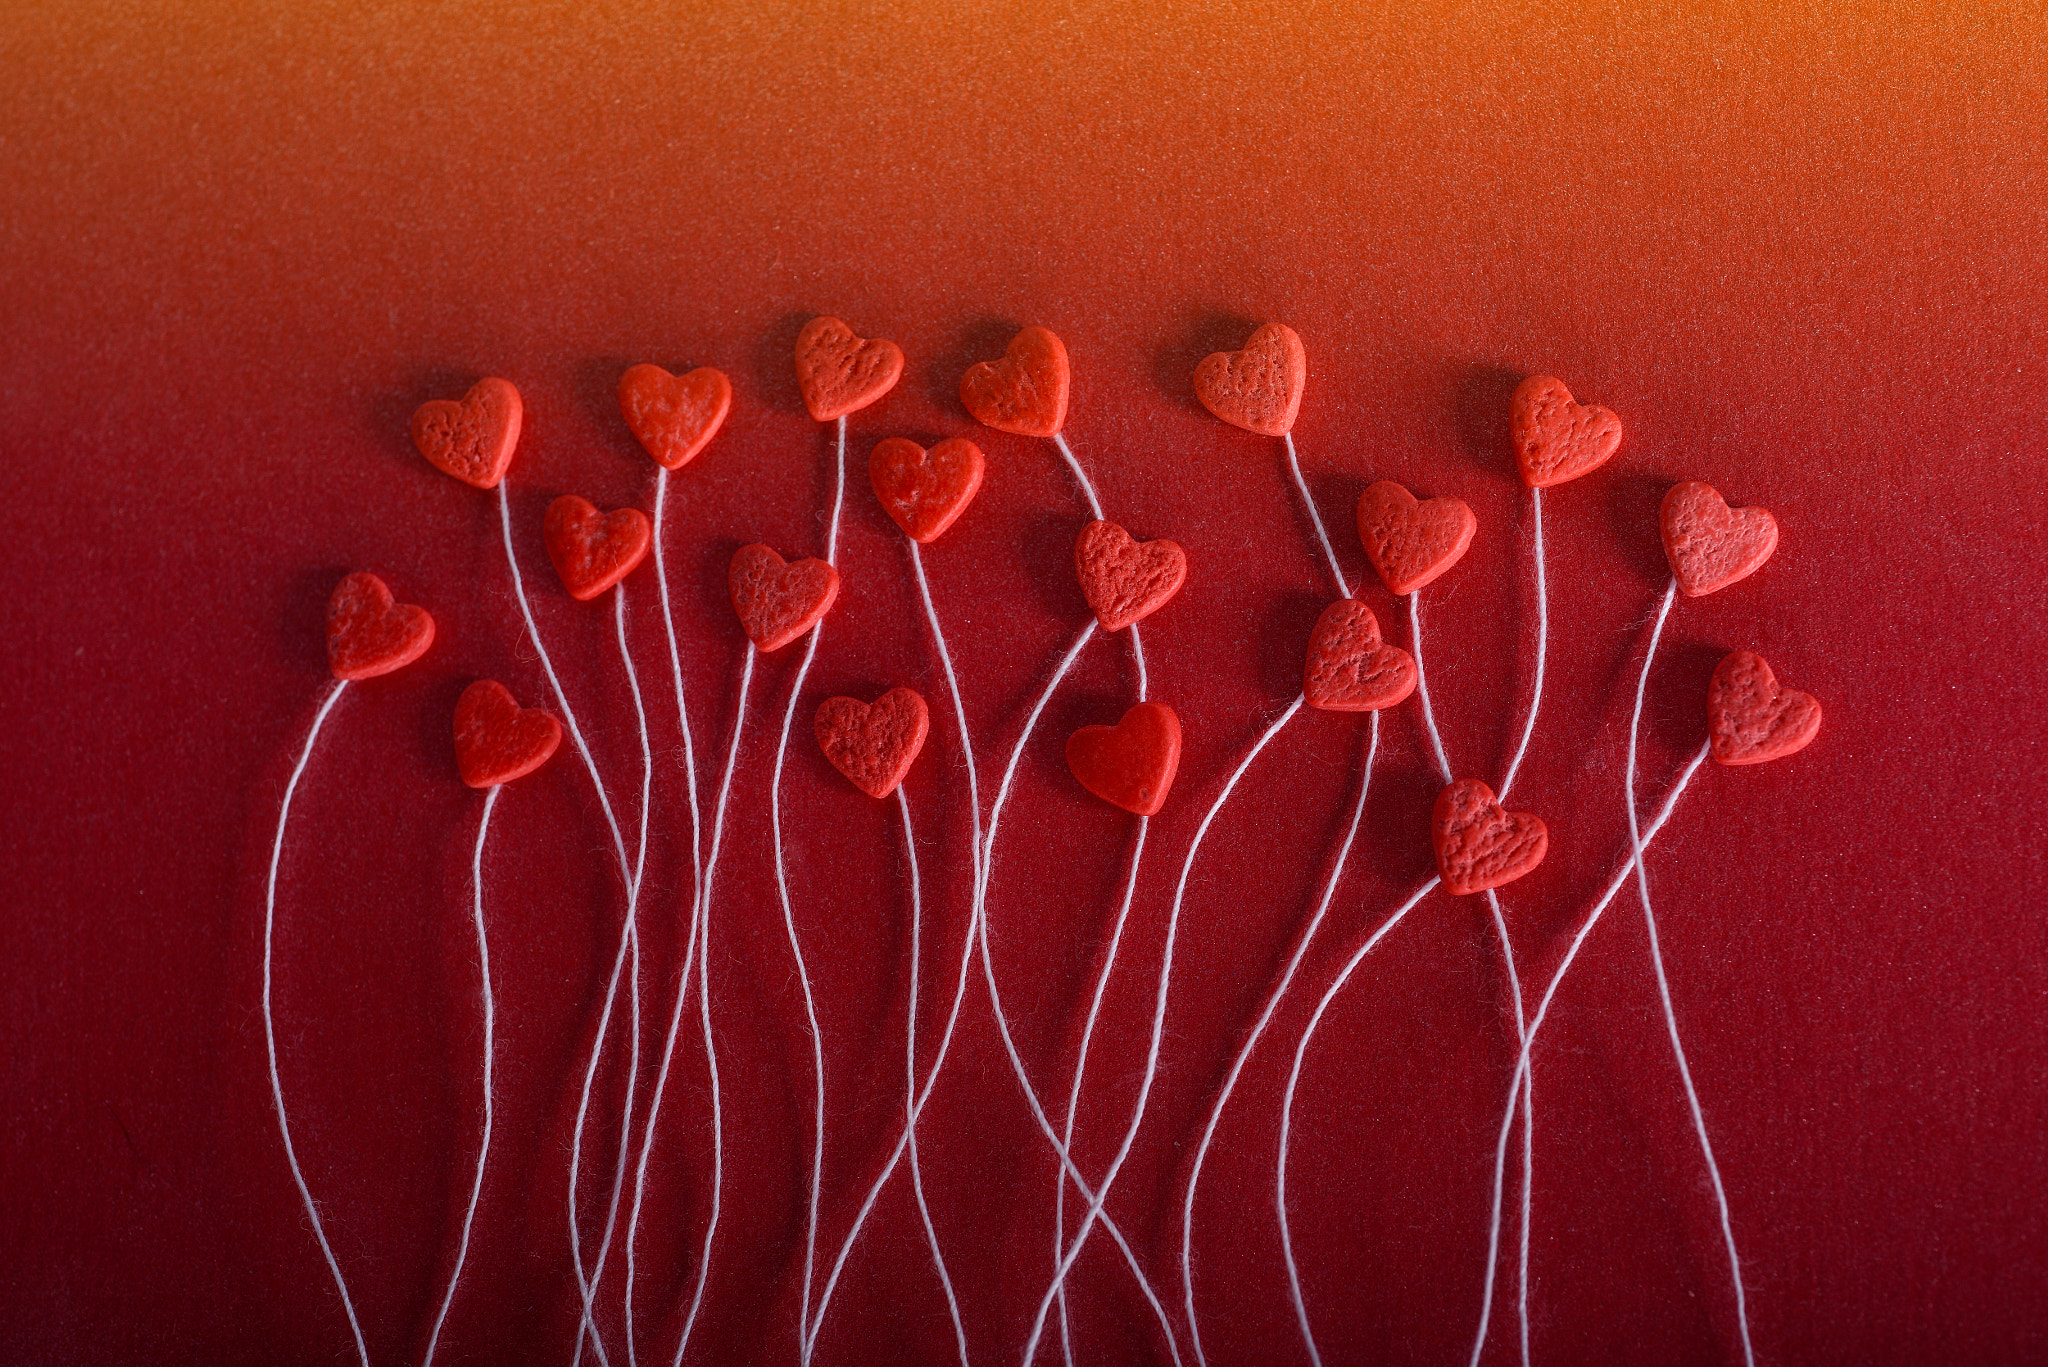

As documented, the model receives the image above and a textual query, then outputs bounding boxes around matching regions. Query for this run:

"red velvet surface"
[3,4,2045,1364]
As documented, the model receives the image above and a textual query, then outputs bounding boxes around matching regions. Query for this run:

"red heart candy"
[869,436,985,543]
[453,680,563,788]
[1192,323,1307,437]
[1356,481,1477,596]
[1708,651,1821,766]
[1066,701,1183,816]
[618,364,732,470]
[1303,599,1416,712]
[411,378,523,489]
[815,687,930,798]
[326,571,435,681]
[1074,520,1187,632]
[1661,481,1778,597]
[729,544,840,652]
[960,325,1070,437]
[795,316,903,421]
[1432,778,1548,896]
[1509,375,1621,488]
[543,495,652,601]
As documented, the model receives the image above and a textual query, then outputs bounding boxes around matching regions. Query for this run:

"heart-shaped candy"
[543,495,652,601]
[869,437,985,543]
[1303,599,1417,712]
[1075,520,1186,632]
[454,680,562,788]
[1356,481,1477,595]
[1432,779,1548,896]
[795,316,903,421]
[1509,375,1621,488]
[815,687,930,798]
[1066,701,1182,816]
[1661,482,1778,597]
[1192,323,1307,437]
[618,364,732,470]
[960,325,1070,437]
[1708,651,1821,766]
[729,544,840,652]
[411,378,523,489]
[327,572,435,681]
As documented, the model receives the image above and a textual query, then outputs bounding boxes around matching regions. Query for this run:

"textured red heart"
[1066,701,1182,816]
[869,436,985,543]
[1432,778,1548,896]
[1355,481,1477,595]
[453,680,562,788]
[960,325,1070,437]
[1074,520,1187,631]
[1303,599,1417,712]
[1192,322,1307,437]
[411,377,523,489]
[729,544,840,652]
[815,687,930,798]
[1661,481,1778,597]
[1708,651,1822,766]
[1509,375,1621,488]
[326,571,435,681]
[795,316,903,421]
[543,495,652,601]
[618,364,732,470]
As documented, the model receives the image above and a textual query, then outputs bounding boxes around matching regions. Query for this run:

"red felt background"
[3,2,2045,1364]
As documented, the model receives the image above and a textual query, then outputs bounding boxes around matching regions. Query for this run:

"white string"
[1181,707,1378,1367]
[1409,592,1454,784]
[1498,487,1547,803]
[1051,432,1106,521]
[423,784,501,1367]
[1022,694,1307,1366]
[899,787,971,1365]
[1486,888,1534,1367]
[1626,581,1757,1367]
[1129,622,1149,703]
[1278,876,1441,1366]
[1282,432,1349,599]
[262,679,368,1367]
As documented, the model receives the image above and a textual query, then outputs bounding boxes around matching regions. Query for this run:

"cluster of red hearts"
[326,317,1822,895]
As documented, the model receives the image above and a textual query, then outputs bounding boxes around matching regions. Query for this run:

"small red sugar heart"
[618,364,732,470]
[795,316,903,421]
[1192,323,1307,437]
[1509,375,1621,488]
[960,325,1070,437]
[411,378,523,489]
[327,571,435,681]
[1708,651,1821,766]
[453,680,562,788]
[729,544,840,652]
[1066,701,1183,816]
[543,495,652,601]
[1661,482,1778,597]
[869,437,985,543]
[1303,599,1416,712]
[1074,520,1187,632]
[815,687,930,798]
[1356,481,1477,596]
[1432,778,1548,896]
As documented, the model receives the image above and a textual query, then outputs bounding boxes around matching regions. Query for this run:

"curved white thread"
[1498,486,1547,803]
[670,647,754,1367]
[1283,432,1349,600]
[1022,696,1308,1367]
[1051,432,1106,521]
[1484,888,1534,1367]
[1129,622,1149,704]
[263,679,367,1367]
[899,788,970,1365]
[424,784,501,1367]
[1182,709,1379,1367]
[1625,582,1756,1367]
[1409,592,1454,784]
[1278,877,1441,1366]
